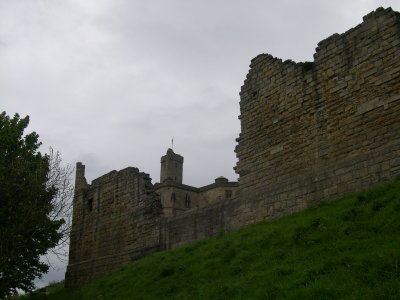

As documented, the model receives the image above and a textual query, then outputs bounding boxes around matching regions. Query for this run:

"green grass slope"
[24,179,400,299]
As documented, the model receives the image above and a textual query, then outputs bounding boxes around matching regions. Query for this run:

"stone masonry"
[65,152,238,287]
[65,164,163,287]
[234,6,400,226]
[66,7,400,288]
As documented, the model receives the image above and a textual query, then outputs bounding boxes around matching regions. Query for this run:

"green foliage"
[0,112,63,298]
[22,178,400,299]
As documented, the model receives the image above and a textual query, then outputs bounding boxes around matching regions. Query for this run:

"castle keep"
[66,7,400,287]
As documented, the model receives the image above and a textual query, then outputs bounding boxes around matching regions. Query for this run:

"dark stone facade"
[65,165,162,287]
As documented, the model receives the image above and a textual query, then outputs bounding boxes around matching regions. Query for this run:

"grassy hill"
[23,179,400,299]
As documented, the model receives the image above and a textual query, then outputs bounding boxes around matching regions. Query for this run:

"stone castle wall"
[65,166,162,287]
[66,7,400,288]
[234,7,400,225]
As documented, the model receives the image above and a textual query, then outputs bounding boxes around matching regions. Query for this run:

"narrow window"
[185,194,191,208]
[225,190,232,199]
[87,199,93,212]
[171,192,176,202]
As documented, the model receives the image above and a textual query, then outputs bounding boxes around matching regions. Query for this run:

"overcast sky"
[2,0,400,289]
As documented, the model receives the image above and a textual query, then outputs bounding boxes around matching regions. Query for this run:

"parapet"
[242,6,400,101]
[161,148,184,163]
[315,7,400,60]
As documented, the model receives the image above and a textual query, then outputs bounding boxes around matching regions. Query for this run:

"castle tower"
[160,148,184,183]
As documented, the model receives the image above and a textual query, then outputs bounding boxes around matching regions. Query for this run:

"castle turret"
[160,148,184,183]
[75,162,88,192]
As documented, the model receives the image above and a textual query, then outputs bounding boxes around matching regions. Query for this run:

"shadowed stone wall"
[65,166,162,287]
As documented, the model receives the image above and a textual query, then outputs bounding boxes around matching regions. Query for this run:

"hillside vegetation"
[23,179,400,299]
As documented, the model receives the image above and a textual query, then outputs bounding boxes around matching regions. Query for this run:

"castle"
[155,149,238,217]
[65,7,400,288]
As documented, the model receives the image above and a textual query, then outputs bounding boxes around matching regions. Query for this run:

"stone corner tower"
[160,148,184,183]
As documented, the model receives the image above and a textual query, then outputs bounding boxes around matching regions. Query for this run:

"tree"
[45,147,74,260]
[0,112,72,298]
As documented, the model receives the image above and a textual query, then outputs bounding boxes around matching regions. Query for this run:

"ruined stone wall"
[65,167,162,288]
[66,7,400,288]
[234,7,400,225]
[161,198,238,250]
